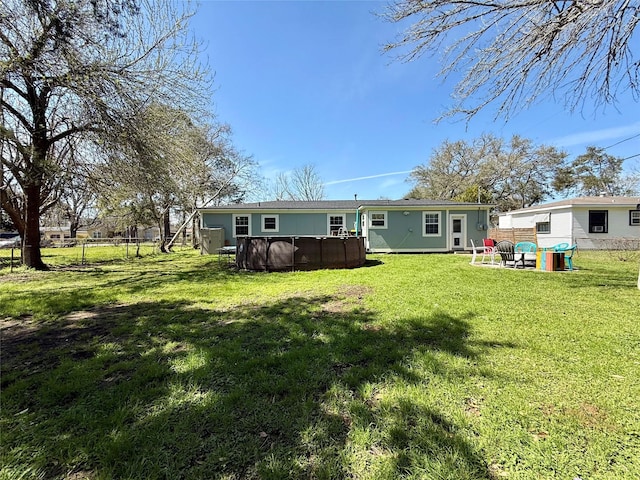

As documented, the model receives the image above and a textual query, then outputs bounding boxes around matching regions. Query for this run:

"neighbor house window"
[423,212,440,236]
[50,234,60,239]
[261,215,279,233]
[369,211,387,229]
[536,222,550,234]
[589,210,608,233]
[630,210,640,226]
[328,214,345,235]
[233,214,251,237]
[92,231,102,239]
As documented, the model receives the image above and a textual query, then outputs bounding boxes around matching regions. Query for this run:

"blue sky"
[191,0,640,201]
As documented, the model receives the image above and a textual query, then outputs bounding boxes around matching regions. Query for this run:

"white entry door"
[450,214,466,250]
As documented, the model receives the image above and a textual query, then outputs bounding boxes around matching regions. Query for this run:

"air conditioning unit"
[592,225,604,233]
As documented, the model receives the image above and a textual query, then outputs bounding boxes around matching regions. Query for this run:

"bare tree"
[96,104,257,251]
[1,0,209,269]
[270,164,325,201]
[383,1,639,121]
[166,122,257,250]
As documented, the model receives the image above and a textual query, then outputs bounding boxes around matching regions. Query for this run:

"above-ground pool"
[235,236,366,271]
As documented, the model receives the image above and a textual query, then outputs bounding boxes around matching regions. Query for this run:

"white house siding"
[544,210,573,248]
[498,197,640,250]
[502,209,573,248]
[497,215,512,228]
[573,206,640,249]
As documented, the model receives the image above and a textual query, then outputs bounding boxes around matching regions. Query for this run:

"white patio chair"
[470,239,483,265]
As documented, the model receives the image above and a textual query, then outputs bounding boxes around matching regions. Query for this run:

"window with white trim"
[261,214,279,232]
[328,214,345,235]
[92,231,103,239]
[630,210,640,226]
[422,212,440,236]
[233,214,251,237]
[369,211,387,229]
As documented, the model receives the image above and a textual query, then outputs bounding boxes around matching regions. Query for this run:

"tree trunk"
[69,219,79,239]
[159,208,171,253]
[191,211,200,249]
[23,184,47,270]
[163,208,171,242]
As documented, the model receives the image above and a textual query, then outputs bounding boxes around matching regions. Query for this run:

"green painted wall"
[201,211,359,245]
[366,210,447,251]
[366,209,489,251]
[201,209,489,250]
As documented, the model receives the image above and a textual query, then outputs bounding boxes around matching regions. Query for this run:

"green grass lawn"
[1,249,638,479]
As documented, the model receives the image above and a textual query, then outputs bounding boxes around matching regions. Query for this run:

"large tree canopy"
[383,1,639,120]
[553,146,639,197]
[407,134,567,212]
[0,0,209,268]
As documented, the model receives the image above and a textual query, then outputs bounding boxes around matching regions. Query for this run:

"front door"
[450,214,466,250]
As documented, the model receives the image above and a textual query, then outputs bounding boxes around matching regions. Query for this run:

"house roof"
[200,199,493,211]
[500,196,640,215]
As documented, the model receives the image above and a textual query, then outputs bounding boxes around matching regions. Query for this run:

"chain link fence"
[0,238,196,271]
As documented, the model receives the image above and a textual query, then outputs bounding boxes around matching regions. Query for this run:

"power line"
[604,133,640,150]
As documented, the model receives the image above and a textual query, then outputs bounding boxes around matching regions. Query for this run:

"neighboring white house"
[498,196,640,249]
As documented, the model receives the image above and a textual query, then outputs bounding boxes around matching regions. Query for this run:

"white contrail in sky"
[325,170,412,186]
[551,122,640,147]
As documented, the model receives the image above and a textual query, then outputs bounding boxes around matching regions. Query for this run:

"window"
[536,222,550,234]
[369,211,387,229]
[261,215,279,232]
[588,210,608,233]
[423,212,440,236]
[50,234,60,239]
[328,214,345,235]
[92,231,102,239]
[630,210,640,226]
[233,214,251,237]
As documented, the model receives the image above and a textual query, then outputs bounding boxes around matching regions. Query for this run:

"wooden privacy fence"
[488,227,537,245]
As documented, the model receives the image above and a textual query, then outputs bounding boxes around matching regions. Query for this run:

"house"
[497,196,640,249]
[41,226,73,243]
[39,223,164,243]
[199,199,493,253]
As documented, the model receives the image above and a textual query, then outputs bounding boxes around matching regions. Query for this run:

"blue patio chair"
[553,242,569,252]
[563,245,577,270]
[514,242,537,253]
[515,241,537,267]
[541,242,569,252]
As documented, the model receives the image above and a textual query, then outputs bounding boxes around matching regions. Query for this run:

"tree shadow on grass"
[1,294,508,479]
[0,259,239,318]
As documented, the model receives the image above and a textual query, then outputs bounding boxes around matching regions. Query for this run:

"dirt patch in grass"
[570,402,611,429]
[464,397,483,417]
[65,470,96,480]
[321,285,373,313]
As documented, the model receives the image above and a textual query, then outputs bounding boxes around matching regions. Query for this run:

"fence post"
[10,247,14,273]
[82,242,86,265]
